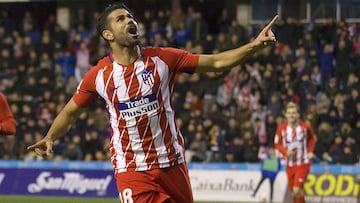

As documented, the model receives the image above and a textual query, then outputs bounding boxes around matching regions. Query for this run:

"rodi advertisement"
[304,173,359,203]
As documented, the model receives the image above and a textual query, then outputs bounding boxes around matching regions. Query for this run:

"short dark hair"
[96,2,132,36]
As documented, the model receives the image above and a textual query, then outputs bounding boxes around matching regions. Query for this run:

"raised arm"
[196,15,278,73]
[27,98,85,156]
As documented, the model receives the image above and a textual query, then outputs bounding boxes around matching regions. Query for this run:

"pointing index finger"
[264,15,279,32]
[27,143,38,150]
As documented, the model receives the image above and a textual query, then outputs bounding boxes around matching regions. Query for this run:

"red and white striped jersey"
[274,121,315,167]
[73,46,199,173]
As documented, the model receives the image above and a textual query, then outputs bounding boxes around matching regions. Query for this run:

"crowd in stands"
[0,3,359,165]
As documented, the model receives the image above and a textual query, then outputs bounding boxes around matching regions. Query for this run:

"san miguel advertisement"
[304,173,360,203]
[0,168,118,198]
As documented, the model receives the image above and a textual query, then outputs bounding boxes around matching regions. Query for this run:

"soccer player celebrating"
[274,102,316,203]
[28,3,278,203]
[0,92,16,136]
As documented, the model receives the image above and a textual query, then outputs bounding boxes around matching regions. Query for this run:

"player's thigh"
[158,163,193,203]
[286,167,296,191]
[293,164,311,188]
[115,171,156,203]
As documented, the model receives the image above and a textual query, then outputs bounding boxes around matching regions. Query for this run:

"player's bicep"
[274,128,282,144]
[72,73,99,108]
[158,47,199,73]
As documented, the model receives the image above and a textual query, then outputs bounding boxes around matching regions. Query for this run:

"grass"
[0,195,247,203]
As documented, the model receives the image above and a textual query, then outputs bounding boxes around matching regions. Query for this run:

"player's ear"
[102,29,114,41]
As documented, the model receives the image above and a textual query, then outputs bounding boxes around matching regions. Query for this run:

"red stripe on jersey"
[137,120,156,167]
[159,109,176,163]
[121,128,136,171]
[122,64,140,170]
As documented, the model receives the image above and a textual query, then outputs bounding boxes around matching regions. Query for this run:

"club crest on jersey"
[142,69,154,86]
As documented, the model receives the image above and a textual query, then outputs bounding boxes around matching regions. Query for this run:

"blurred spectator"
[62,140,82,160]
[173,21,190,47]
[253,117,267,146]
[73,41,91,82]
[224,136,244,162]
[328,135,343,163]
[188,131,207,162]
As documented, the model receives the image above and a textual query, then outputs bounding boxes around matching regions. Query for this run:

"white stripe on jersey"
[149,115,170,169]
[151,56,174,167]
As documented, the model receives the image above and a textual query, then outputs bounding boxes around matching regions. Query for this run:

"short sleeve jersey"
[274,121,315,167]
[73,46,199,173]
[0,92,16,135]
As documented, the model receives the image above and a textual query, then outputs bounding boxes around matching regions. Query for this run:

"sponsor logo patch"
[118,93,159,119]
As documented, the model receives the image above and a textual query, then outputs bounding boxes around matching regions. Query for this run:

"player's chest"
[284,126,307,143]
[101,60,169,99]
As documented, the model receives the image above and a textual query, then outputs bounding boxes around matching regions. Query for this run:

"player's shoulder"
[278,122,288,129]
[86,56,112,74]
[142,46,187,57]
[142,46,160,56]
[94,55,112,70]
[299,121,312,129]
[80,56,112,83]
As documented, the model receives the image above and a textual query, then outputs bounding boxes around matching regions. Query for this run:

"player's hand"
[286,149,294,157]
[27,137,54,156]
[307,152,315,160]
[253,15,279,47]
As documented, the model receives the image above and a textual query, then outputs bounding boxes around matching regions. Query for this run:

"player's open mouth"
[127,25,138,38]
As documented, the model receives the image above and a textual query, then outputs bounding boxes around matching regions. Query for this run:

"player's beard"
[116,36,139,47]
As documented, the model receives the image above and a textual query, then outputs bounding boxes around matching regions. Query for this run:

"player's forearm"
[197,41,262,72]
[45,111,75,141]
[45,101,84,141]
[274,143,287,156]
[307,138,315,153]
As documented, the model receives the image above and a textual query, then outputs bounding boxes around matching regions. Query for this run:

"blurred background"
[1,0,359,165]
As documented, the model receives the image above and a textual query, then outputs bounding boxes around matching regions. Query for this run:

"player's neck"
[288,121,299,128]
[111,45,140,65]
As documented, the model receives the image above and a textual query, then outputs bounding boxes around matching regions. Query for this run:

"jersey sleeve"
[0,93,16,135]
[158,47,200,73]
[274,125,287,156]
[72,68,99,108]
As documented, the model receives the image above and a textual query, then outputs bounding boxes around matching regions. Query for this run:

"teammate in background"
[274,102,316,203]
[28,3,278,203]
[0,92,16,136]
[251,146,280,203]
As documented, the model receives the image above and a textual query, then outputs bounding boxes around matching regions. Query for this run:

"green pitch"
[0,195,248,203]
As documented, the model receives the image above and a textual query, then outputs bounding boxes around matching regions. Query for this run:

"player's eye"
[116,15,126,22]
